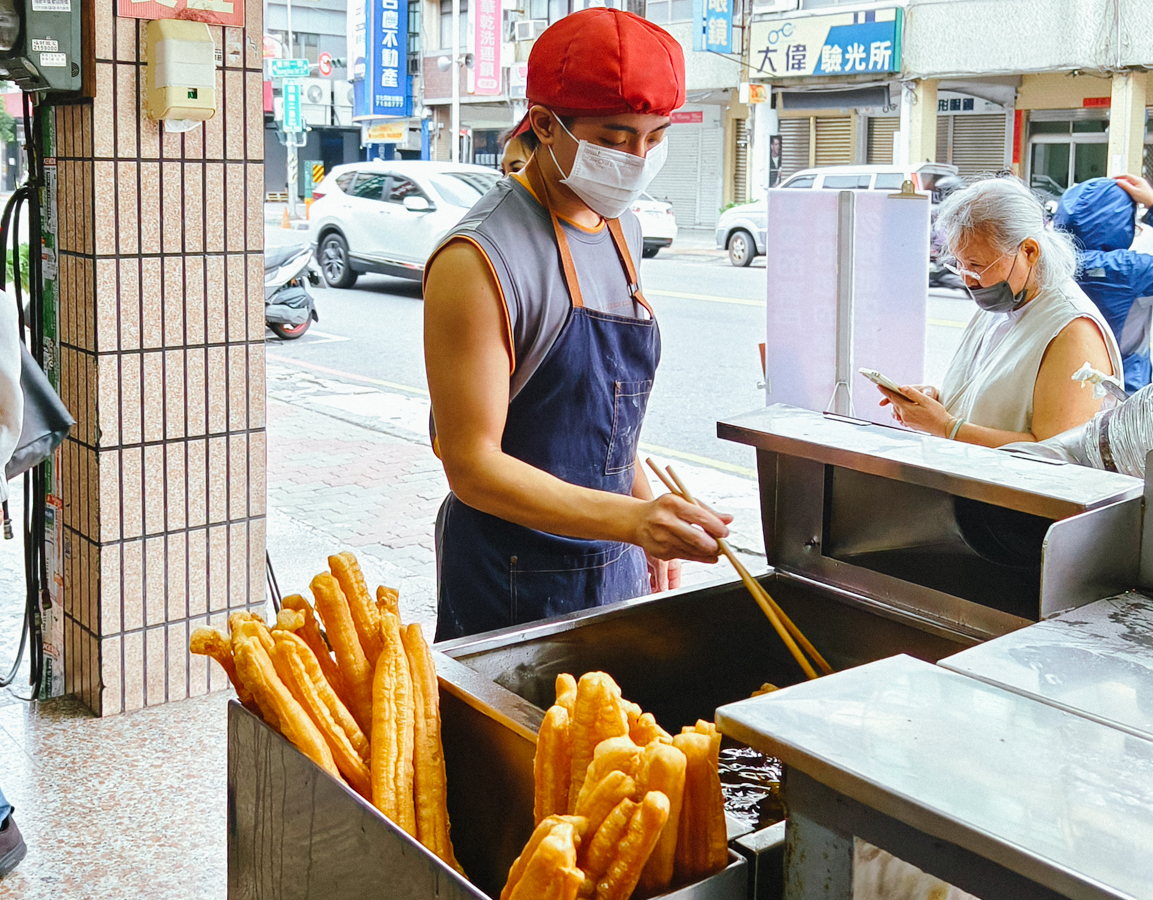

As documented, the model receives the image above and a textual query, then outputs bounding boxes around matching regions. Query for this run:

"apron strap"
[605,217,652,316]
[524,156,587,309]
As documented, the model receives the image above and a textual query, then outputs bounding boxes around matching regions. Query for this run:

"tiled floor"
[0,692,230,899]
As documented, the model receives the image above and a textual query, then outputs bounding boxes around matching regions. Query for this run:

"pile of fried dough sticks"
[503,671,728,900]
[190,551,462,874]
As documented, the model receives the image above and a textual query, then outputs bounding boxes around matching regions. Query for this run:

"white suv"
[715,163,959,267]
[308,160,501,288]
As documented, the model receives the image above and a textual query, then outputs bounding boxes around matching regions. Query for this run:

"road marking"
[647,289,764,307]
[928,317,968,329]
[638,442,756,478]
[266,354,430,396]
[298,329,351,344]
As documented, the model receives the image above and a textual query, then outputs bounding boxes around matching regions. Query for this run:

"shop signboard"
[354,0,412,119]
[363,120,407,142]
[693,0,731,54]
[748,7,901,78]
[283,80,303,132]
[473,0,500,95]
[117,0,243,26]
[348,0,367,81]
[267,57,311,78]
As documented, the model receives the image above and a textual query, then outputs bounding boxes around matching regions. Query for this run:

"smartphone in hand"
[858,367,907,395]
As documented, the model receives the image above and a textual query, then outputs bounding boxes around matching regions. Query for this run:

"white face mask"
[547,114,669,219]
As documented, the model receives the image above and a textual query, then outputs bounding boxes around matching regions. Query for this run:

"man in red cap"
[423,7,730,641]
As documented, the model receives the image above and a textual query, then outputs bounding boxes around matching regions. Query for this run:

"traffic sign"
[267,57,312,79]
[283,81,303,132]
[318,51,333,77]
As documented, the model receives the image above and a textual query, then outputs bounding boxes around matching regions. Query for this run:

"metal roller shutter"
[814,116,853,167]
[733,118,748,203]
[646,121,725,229]
[779,118,810,179]
[950,114,1009,177]
[937,116,950,164]
[867,117,899,164]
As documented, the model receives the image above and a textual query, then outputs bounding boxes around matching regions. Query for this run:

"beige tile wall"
[56,12,265,716]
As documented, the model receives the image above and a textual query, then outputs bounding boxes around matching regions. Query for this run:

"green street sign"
[283,80,303,133]
[268,57,312,78]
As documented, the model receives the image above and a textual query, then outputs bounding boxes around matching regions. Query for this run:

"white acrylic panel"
[850,190,929,425]
[764,189,929,427]
[764,189,841,416]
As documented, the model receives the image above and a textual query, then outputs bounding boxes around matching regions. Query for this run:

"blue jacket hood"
[1053,178,1135,252]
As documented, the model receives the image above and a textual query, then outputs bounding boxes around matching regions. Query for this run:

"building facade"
[747,0,1153,199]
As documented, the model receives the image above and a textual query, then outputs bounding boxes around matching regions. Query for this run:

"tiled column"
[53,3,266,716]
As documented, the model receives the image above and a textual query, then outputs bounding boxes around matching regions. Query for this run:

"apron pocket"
[510,544,632,625]
[605,379,653,476]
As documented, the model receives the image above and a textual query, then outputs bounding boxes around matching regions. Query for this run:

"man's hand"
[1115,174,1153,208]
[631,493,732,564]
[647,556,682,593]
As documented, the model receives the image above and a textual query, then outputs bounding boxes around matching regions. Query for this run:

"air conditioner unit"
[301,77,332,126]
[513,19,548,42]
[333,79,355,126]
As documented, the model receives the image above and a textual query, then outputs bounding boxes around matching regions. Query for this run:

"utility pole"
[451,0,460,162]
[286,0,298,218]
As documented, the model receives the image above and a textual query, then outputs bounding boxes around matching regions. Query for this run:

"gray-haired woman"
[878,176,1122,447]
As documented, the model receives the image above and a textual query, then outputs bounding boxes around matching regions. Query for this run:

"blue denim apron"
[434,162,659,642]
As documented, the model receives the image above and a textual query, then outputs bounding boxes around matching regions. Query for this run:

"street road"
[265,227,974,475]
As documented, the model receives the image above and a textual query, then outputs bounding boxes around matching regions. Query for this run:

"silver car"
[308,160,501,287]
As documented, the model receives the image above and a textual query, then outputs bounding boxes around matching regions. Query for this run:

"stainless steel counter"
[941,591,1153,741]
[715,654,1153,900]
[719,405,1141,520]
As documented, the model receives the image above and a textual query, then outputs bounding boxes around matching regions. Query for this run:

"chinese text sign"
[748,8,902,79]
[354,0,412,118]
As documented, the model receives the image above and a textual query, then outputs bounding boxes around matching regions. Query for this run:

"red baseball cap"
[512,8,685,135]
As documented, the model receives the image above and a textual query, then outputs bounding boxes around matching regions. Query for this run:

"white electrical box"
[145,19,218,122]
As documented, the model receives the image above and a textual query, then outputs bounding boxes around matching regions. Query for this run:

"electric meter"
[0,0,82,93]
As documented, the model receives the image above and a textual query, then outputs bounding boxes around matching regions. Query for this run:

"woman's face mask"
[547,113,668,219]
[945,244,1032,313]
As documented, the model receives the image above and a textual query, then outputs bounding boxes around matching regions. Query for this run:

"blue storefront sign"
[693,0,731,54]
[748,7,902,78]
[353,0,412,119]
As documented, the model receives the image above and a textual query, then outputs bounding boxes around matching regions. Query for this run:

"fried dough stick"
[568,673,629,811]
[232,631,341,782]
[372,611,417,837]
[535,705,572,824]
[376,584,400,618]
[500,815,587,900]
[329,552,384,664]
[312,572,375,734]
[190,627,255,708]
[507,820,584,900]
[270,631,373,799]
[597,791,671,900]
[281,594,349,704]
[401,621,461,871]
[635,742,687,896]
[672,731,728,884]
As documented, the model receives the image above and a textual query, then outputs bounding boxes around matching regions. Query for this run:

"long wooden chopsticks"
[645,458,833,680]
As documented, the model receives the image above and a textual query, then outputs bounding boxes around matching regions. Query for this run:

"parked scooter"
[265,242,320,340]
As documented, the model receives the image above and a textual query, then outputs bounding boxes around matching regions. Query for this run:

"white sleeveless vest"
[939,279,1123,435]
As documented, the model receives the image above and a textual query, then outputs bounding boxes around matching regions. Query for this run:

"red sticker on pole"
[318,51,333,77]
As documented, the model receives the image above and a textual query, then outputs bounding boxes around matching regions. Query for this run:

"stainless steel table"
[715,654,1153,900]
[941,592,1153,741]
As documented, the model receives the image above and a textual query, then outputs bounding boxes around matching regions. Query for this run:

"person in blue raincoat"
[1054,174,1153,393]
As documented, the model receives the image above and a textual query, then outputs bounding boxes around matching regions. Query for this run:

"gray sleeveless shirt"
[440,175,648,399]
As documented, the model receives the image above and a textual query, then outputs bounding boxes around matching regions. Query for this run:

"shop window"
[1073,120,1109,133]
[1073,143,1107,182]
[1029,121,1069,136]
[440,0,469,49]
[645,0,691,23]
[1030,143,1070,196]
